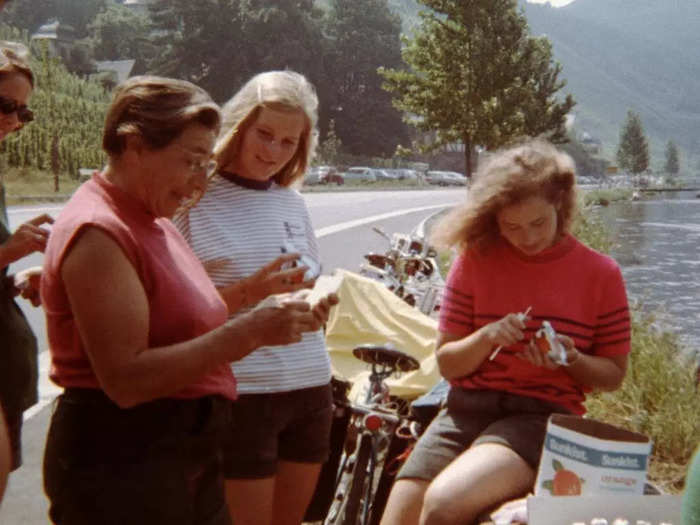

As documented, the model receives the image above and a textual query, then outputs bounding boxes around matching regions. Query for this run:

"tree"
[323,0,409,157]
[379,0,575,178]
[147,0,325,103]
[664,140,680,175]
[616,110,649,174]
[147,0,248,102]
[85,3,153,66]
[316,119,342,166]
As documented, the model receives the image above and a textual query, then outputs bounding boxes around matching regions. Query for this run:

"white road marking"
[315,204,452,238]
[26,202,457,419]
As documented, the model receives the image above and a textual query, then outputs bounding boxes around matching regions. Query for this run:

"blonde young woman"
[175,70,337,525]
[381,140,631,525]
[40,75,328,525]
[0,42,51,503]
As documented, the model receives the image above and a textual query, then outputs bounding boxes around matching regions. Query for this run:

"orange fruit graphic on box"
[541,459,584,496]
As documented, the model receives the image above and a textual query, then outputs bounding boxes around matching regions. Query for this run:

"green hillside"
[386,0,700,167]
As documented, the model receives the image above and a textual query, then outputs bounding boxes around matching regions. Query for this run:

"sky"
[527,0,576,6]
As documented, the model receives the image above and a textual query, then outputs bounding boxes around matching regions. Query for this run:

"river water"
[596,189,700,354]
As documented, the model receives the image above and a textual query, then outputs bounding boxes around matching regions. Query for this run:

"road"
[0,187,465,524]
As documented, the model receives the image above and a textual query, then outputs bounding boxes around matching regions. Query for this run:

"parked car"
[343,166,377,183]
[304,165,344,185]
[317,165,344,185]
[304,167,323,185]
[398,169,420,181]
[426,170,467,186]
[371,168,398,181]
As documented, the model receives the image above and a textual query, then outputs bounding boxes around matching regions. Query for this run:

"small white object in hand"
[489,306,532,361]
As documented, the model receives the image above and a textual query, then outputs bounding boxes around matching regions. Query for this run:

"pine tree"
[378,0,575,178]
[616,110,649,174]
[317,119,343,166]
[664,140,680,175]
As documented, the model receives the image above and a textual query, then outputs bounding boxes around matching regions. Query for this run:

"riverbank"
[571,203,698,493]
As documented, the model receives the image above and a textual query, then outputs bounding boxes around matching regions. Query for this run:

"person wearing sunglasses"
[0,42,51,505]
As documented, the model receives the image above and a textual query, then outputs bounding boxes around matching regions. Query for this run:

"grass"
[582,187,634,207]
[1,167,81,205]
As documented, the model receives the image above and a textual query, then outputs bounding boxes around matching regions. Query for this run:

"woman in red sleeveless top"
[40,76,331,525]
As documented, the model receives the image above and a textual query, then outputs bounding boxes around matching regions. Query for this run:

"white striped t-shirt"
[173,174,331,394]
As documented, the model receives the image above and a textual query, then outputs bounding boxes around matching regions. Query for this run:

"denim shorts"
[398,388,571,481]
[43,388,232,525]
[222,383,333,479]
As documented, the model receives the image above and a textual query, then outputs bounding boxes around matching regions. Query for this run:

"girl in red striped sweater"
[381,140,630,525]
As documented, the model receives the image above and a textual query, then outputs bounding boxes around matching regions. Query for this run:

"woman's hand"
[0,214,53,267]
[12,265,42,306]
[245,300,320,347]
[481,313,527,349]
[520,333,579,369]
[310,293,339,329]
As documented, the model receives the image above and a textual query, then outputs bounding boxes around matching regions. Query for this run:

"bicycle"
[322,343,421,525]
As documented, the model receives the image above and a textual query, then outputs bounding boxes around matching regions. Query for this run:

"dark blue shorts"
[398,388,571,481]
[222,383,333,479]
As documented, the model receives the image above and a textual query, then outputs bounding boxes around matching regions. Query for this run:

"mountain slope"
[387,0,700,164]
[523,0,700,161]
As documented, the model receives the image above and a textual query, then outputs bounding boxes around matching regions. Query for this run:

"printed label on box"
[534,414,652,496]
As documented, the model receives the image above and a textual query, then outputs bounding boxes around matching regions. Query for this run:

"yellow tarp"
[325,270,441,400]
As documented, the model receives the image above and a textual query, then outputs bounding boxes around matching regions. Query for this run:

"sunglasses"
[0,95,33,123]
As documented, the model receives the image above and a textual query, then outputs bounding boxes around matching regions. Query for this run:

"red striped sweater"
[439,233,630,415]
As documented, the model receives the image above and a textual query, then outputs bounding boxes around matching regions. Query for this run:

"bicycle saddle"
[352,344,420,372]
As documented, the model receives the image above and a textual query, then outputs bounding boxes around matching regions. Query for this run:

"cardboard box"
[534,414,652,497]
[527,495,682,525]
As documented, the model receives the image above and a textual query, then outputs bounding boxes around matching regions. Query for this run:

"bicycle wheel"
[340,435,373,525]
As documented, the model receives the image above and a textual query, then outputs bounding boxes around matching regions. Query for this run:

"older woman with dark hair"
[381,140,631,525]
[0,41,50,503]
[40,75,324,525]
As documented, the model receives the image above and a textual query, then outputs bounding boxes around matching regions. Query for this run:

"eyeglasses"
[186,157,217,177]
[0,95,33,124]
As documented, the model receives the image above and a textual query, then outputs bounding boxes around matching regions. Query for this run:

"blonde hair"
[0,42,33,87]
[431,139,578,253]
[103,75,220,157]
[214,70,319,187]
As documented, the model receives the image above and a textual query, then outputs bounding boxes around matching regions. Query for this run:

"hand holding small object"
[488,306,532,361]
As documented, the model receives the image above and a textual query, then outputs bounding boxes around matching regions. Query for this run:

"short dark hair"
[103,75,220,157]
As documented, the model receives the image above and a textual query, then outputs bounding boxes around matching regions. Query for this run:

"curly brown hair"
[431,139,578,253]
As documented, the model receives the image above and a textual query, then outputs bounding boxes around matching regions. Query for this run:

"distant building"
[95,59,136,86]
[122,0,155,15]
[30,19,76,57]
[580,131,602,155]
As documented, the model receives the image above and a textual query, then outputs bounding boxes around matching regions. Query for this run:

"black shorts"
[43,388,232,525]
[222,383,333,479]
[398,388,571,482]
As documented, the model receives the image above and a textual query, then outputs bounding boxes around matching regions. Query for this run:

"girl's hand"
[482,312,527,348]
[249,253,314,301]
[520,333,579,369]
